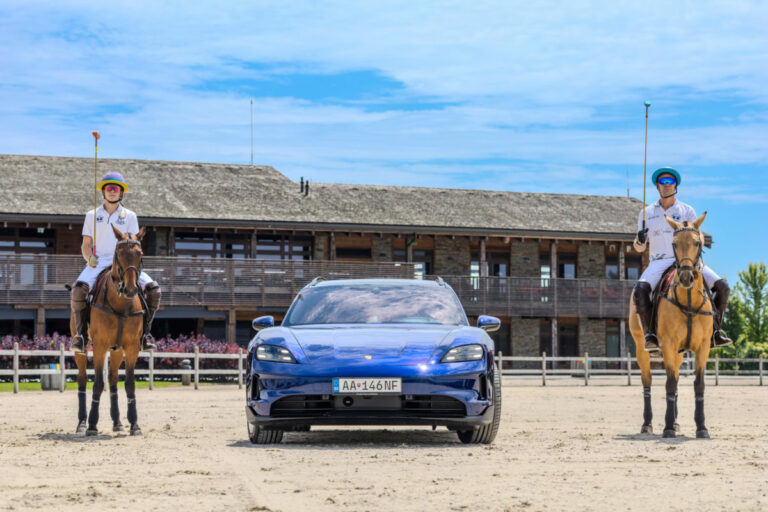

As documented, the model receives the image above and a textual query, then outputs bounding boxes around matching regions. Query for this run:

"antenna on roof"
[250,99,254,166]
[626,167,630,198]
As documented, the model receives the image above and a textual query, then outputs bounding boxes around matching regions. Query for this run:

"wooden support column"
[227,309,237,345]
[619,242,626,280]
[329,232,336,261]
[35,307,45,338]
[620,319,627,360]
[250,229,257,258]
[550,241,558,368]
[168,226,175,256]
[196,317,205,335]
[479,238,487,277]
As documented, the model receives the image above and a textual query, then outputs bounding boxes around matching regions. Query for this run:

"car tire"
[247,419,283,444]
[457,368,502,444]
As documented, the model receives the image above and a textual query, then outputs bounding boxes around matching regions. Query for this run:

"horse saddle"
[650,265,677,335]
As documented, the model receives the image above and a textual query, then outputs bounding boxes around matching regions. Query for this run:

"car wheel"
[457,368,502,444]
[247,419,283,444]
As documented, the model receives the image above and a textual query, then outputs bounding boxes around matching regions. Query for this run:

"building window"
[626,256,641,280]
[175,232,250,259]
[256,234,312,261]
[558,254,576,279]
[605,256,619,279]
[0,228,55,254]
[606,322,620,357]
[336,247,372,260]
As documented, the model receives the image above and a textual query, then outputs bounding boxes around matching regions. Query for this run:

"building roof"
[0,154,643,238]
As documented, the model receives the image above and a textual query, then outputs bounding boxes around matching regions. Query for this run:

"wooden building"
[1,154,694,358]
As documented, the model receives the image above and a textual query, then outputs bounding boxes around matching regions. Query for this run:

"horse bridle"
[113,238,143,296]
[671,224,703,278]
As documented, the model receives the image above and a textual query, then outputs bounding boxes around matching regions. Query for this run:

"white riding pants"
[76,260,153,290]
[639,257,721,291]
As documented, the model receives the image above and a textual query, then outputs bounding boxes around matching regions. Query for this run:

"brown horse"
[73,225,146,436]
[629,212,714,438]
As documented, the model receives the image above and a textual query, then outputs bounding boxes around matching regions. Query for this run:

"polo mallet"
[641,101,651,237]
[89,131,100,268]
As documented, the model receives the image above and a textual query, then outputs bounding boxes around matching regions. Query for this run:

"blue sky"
[1,1,766,281]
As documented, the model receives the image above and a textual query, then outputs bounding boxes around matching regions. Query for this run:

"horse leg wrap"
[78,389,87,422]
[664,393,677,431]
[110,389,120,424]
[694,392,705,430]
[127,395,138,425]
[642,387,652,426]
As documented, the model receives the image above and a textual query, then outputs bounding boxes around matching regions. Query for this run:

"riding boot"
[70,282,90,354]
[141,282,161,351]
[710,279,733,348]
[633,282,660,352]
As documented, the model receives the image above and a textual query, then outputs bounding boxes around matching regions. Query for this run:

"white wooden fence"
[495,351,766,386]
[2,344,765,393]
[0,343,245,393]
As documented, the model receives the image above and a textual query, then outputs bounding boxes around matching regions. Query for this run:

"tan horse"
[629,212,714,438]
[73,225,146,436]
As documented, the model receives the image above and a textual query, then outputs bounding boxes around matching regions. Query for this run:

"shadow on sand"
[228,428,467,449]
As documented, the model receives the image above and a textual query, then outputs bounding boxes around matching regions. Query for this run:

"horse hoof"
[130,426,142,436]
[662,429,676,438]
[113,424,124,432]
[696,429,710,439]
[85,429,99,437]
[640,425,653,434]
[673,423,680,433]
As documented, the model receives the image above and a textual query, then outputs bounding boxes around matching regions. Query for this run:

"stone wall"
[510,240,539,277]
[313,235,327,260]
[579,318,606,356]
[577,244,605,279]
[434,238,470,275]
[371,238,393,262]
[510,317,540,356]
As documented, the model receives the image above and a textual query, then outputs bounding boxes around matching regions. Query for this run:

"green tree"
[722,262,768,358]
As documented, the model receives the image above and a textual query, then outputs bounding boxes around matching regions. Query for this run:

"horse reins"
[664,223,713,351]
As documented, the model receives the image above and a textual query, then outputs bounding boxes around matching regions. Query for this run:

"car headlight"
[440,344,484,363]
[256,344,297,363]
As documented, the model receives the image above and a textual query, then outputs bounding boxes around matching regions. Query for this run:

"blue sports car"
[244,278,502,444]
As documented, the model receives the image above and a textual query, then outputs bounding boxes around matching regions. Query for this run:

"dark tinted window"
[283,283,468,326]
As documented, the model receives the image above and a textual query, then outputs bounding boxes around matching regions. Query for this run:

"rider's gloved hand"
[636,228,648,245]
[87,255,99,268]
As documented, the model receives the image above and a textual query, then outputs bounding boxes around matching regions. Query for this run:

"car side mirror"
[477,315,501,332]
[252,316,274,331]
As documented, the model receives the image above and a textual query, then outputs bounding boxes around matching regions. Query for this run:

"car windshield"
[282,283,468,326]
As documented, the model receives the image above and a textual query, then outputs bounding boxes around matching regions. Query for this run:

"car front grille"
[270,394,466,418]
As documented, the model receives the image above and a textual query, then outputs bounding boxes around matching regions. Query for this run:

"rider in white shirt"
[70,172,161,353]
[632,167,732,352]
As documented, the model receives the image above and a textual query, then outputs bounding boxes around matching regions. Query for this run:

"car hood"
[286,325,479,365]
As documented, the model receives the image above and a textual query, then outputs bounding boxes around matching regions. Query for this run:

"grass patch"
[0,380,186,392]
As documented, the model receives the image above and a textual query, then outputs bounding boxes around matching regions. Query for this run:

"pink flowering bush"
[1,332,244,378]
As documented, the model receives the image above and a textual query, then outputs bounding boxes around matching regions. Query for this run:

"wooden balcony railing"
[434,275,633,319]
[0,255,634,318]
[0,255,415,309]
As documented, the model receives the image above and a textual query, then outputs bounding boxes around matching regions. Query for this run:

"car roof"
[307,278,444,289]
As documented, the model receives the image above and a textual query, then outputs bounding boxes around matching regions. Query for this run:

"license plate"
[332,377,402,394]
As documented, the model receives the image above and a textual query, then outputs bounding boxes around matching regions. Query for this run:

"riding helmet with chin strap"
[652,167,681,186]
[97,171,129,204]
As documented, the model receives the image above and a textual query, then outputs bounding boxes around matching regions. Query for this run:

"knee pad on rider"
[711,278,730,310]
[70,281,90,309]
[633,281,652,314]
[144,281,161,310]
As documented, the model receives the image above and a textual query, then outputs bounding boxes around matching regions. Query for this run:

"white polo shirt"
[637,199,698,261]
[82,204,139,260]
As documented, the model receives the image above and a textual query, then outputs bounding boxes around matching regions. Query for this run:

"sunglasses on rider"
[657,176,676,186]
[103,184,123,193]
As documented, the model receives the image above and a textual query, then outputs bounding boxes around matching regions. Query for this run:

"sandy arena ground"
[1,379,766,512]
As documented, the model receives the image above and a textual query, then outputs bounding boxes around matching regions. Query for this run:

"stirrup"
[72,334,87,354]
[141,333,157,351]
[644,333,660,353]
[711,330,733,348]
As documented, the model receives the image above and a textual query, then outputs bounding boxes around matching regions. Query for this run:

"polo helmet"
[97,171,130,193]
[651,167,681,186]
